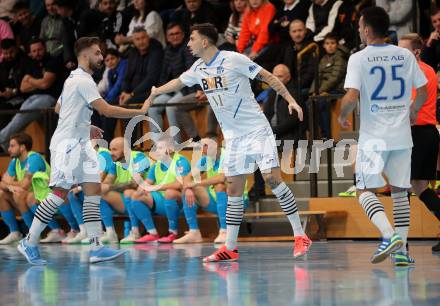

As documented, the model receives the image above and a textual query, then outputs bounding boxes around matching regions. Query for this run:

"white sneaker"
[0,232,23,245]
[66,231,88,244]
[100,231,119,244]
[61,230,79,243]
[213,229,226,244]
[120,230,140,244]
[40,229,66,243]
[81,237,91,245]
[173,230,203,244]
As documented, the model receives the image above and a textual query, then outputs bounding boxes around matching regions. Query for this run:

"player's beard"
[89,60,104,73]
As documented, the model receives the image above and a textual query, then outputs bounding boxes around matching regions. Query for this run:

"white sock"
[392,191,410,253]
[149,229,158,235]
[131,227,139,235]
[359,191,394,239]
[272,182,305,236]
[79,224,86,234]
[28,193,65,246]
[83,195,103,251]
[225,196,244,250]
[106,226,115,234]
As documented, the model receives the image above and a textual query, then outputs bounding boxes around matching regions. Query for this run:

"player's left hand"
[288,102,303,121]
[338,116,351,128]
[90,125,104,139]
[410,108,418,125]
[185,188,196,207]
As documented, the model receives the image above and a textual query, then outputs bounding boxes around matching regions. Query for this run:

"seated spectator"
[130,135,190,244]
[221,0,247,50]
[236,0,276,60]
[0,0,16,20]
[422,8,440,71]
[114,0,165,48]
[0,18,14,62]
[0,38,64,151]
[97,48,127,142]
[269,0,311,44]
[78,0,128,49]
[305,0,343,43]
[309,32,347,138]
[170,0,219,32]
[119,27,163,105]
[148,22,201,143]
[277,20,318,98]
[100,137,151,243]
[54,0,78,70]
[11,2,41,50]
[0,133,66,245]
[376,0,415,41]
[39,0,65,60]
[0,39,27,121]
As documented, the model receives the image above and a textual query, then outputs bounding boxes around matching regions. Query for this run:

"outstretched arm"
[257,68,303,121]
[150,78,185,98]
[91,97,151,119]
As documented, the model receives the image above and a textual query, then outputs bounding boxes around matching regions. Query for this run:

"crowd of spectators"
[0,0,438,149]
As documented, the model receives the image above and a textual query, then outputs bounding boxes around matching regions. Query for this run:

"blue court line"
[233,98,243,118]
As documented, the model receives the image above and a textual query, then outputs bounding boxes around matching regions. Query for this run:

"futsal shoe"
[120,230,140,244]
[40,229,66,243]
[61,230,79,243]
[293,235,312,258]
[89,247,126,264]
[203,245,239,262]
[390,251,415,266]
[157,233,178,244]
[173,230,203,244]
[0,231,22,245]
[371,233,403,264]
[432,240,440,252]
[99,231,119,244]
[203,261,239,278]
[213,229,226,244]
[17,239,47,265]
[134,233,160,243]
[66,231,88,244]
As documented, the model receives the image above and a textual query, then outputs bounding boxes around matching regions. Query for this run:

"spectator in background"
[0,19,14,63]
[269,0,310,44]
[119,27,163,105]
[170,0,219,32]
[422,8,440,71]
[0,39,64,151]
[237,0,276,60]
[78,0,128,49]
[11,2,41,51]
[54,0,78,70]
[277,20,318,98]
[222,0,247,49]
[0,0,16,20]
[40,0,65,60]
[309,32,347,138]
[114,0,165,48]
[376,0,416,41]
[305,0,343,43]
[98,48,127,142]
[148,22,200,143]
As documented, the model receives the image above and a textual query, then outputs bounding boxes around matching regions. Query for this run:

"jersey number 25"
[370,65,405,101]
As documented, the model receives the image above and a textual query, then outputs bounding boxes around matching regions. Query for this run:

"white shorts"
[355,148,412,190]
[49,140,101,190]
[223,126,280,176]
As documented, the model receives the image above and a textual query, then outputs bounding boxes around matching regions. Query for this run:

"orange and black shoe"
[203,245,239,262]
[293,235,312,258]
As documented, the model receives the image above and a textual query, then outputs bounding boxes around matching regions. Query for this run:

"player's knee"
[227,185,243,197]
[123,189,134,198]
[263,174,281,189]
[214,183,226,193]
[164,189,180,200]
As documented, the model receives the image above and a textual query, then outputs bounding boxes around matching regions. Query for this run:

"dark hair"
[400,33,424,51]
[74,36,100,56]
[133,0,154,23]
[324,32,339,42]
[29,38,45,47]
[361,6,390,38]
[132,26,147,35]
[431,7,440,17]
[190,23,218,45]
[10,133,32,151]
[1,38,16,50]
[166,22,185,33]
[12,2,29,13]
[229,0,244,27]
[54,0,76,9]
[105,48,120,57]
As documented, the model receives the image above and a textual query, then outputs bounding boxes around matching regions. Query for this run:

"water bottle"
[123,220,131,237]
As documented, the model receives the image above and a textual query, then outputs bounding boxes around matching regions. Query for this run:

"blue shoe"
[17,239,47,266]
[371,233,403,264]
[89,247,126,264]
[390,251,415,266]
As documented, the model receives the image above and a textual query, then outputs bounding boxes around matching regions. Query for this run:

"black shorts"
[411,125,439,180]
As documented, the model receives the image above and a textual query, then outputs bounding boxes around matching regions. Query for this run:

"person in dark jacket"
[421,8,440,71]
[11,2,41,50]
[119,27,163,105]
[170,0,219,32]
[147,22,201,142]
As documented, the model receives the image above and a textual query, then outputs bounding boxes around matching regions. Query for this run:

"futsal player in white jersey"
[18,37,151,265]
[338,7,428,264]
[146,23,311,262]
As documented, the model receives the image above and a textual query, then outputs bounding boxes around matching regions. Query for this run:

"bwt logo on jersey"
[201,76,227,91]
